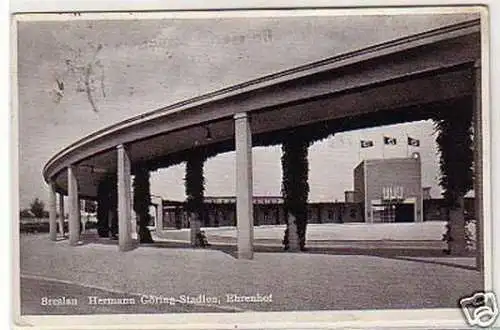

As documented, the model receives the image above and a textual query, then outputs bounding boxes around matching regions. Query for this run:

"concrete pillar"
[234,112,254,259]
[58,194,65,236]
[117,144,134,251]
[155,202,163,234]
[473,61,484,273]
[48,181,57,241]
[79,199,84,233]
[67,165,80,245]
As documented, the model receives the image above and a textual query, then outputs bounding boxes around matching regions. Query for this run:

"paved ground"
[160,221,475,241]
[207,222,449,240]
[157,222,463,251]
[19,233,482,315]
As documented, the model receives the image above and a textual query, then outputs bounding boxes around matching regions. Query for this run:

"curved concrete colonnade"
[42,19,482,259]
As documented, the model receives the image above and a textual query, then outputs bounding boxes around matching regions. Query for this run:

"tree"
[434,99,473,255]
[185,151,206,246]
[30,198,46,218]
[281,130,311,251]
[133,168,154,243]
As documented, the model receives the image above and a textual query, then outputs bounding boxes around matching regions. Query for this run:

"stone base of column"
[119,217,137,251]
[69,235,81,246]
[287,213,300,252]
[49,227,57,241]
[237,220,254,259]
[119,239,137,252]
[447,206,468,256]
[190,213,201,246]
[49,224,57,241]
[237,250,253,260]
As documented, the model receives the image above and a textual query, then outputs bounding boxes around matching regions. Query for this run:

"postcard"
[11,4,494,329]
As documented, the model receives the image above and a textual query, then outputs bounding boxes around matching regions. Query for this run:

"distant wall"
[161,202,365,228]
[423,198,475,221]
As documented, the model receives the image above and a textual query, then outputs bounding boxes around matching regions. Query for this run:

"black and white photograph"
[11,5,494,328]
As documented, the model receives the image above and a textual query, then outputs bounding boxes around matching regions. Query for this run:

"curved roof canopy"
[43,19,481,199]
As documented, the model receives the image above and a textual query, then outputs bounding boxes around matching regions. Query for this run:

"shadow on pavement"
[78,230,478,271]
[383,255,478,271]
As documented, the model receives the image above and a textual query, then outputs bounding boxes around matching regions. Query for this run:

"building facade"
[354,156,423,223]
[153,156,476,229]
[159,196,364,230]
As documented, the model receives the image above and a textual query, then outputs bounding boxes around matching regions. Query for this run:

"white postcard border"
[8,2,498,329]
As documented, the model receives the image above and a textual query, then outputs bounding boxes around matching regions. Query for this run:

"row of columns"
[47,112,255,258]
[48,146,134,251]
[46,83,484,263]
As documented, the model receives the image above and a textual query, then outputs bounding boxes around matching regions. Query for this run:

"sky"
[150,121,439,202]
[16,11,478,209]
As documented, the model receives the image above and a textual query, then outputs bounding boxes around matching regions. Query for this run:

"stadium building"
[155,155,429,231]
[354,154,423,223]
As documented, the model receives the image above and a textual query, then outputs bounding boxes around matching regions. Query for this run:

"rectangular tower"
[354,156,423,223]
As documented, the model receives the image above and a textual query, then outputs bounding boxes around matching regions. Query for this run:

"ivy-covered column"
[282,130,311,252]
[96,178,110,237]
[133,168,154,243]
[109,177,118,239]
[96,175,117,238]
[434,99,473,256]
[185,152,206,247]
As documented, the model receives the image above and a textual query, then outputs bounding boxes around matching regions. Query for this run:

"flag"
[383,136,397,145]
[408,136,420,147]
[360,140,374,148]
